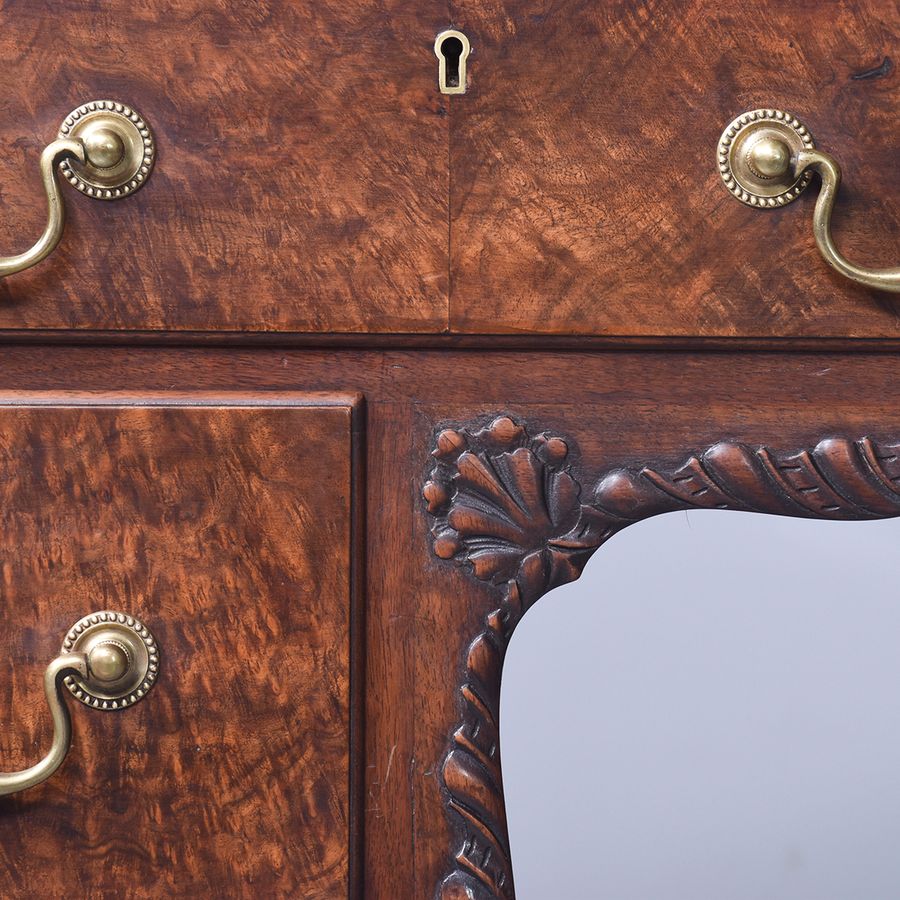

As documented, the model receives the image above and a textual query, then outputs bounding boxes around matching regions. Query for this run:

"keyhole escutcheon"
[435,30,471,94]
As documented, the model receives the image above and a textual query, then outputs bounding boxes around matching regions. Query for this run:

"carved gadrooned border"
[424,415,900,900]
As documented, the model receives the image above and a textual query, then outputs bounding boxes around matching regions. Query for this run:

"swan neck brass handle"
[0,612,159,798]
[0,652,88,797]
[0,100,156,279]
[795,148,900,292]
[0,140,85,278]
[718,108,900,293]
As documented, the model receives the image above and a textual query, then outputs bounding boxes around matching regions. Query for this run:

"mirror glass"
[502,511,900,900]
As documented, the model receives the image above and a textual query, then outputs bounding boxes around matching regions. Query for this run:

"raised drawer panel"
[0,396,361,898]
[0,1,448,333]
[449,0,900,337]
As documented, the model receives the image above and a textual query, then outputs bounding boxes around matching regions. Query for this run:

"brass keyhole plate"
[62,611,159,709]
[435,29,471,95]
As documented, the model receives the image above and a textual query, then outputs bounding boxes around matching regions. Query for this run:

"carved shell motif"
[424,415,609,609]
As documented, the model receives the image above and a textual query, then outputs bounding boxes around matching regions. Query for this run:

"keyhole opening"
[434,29,470,95]
[440,36,464,88]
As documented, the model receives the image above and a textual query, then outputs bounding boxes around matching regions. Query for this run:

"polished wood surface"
[0,2,897,338]
[2,0,899,895]
[0,347,897,896]
[449,0,900,337]
[0,0,448,333]
[0,397,361,898]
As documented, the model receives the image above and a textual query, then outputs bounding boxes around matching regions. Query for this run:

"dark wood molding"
[424,415,900,900]
[7,331,900,353]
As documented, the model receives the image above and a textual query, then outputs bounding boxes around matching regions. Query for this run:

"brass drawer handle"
[0,612,159,797]
[719,108,900,293]
[0,100,155,278]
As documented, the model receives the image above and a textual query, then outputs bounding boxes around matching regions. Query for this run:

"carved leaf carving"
[425,418,900,900]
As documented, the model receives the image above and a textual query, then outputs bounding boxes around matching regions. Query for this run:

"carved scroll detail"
[424,416,900,900]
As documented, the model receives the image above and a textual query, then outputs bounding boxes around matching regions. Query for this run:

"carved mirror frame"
[423,415,900,899]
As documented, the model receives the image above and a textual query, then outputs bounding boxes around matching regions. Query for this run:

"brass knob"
[79,125,127,171]
[718,108,900,293]
[0,611,159,798]
[0,100,155,279]
[745,136,792,180]
[86,641,131,682]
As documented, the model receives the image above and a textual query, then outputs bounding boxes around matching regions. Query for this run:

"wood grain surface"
[0,348,898,895]
[4,2,899,339]
[1,3,898,897]
[0,2,897,338]
[0,397,361,898]
[0,0,449,333]
[449,0,900,337]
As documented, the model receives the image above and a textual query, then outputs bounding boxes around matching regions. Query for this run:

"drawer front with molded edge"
[0,1,446,334]
[448,0,899,338]
[0,394,363,899]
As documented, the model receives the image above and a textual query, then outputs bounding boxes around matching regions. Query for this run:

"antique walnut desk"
[0,3,897,898]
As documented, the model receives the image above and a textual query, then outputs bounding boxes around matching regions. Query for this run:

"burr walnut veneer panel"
[450,0,900,337]
[0,397,361,898]
[1,1,897,339]
[0,1,448,333]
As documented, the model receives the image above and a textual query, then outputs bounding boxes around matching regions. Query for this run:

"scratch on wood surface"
[383,744,398,789]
